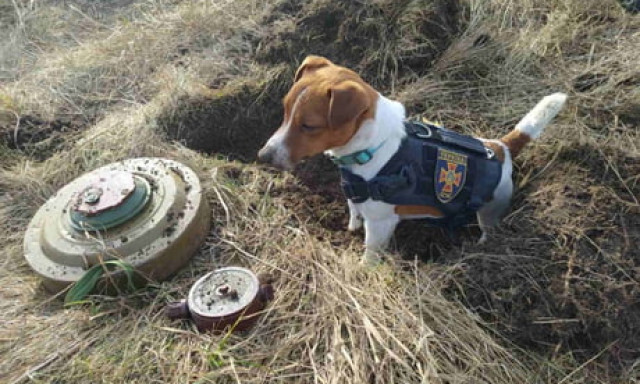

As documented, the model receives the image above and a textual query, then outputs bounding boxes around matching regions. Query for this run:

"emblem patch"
[435,148,467,203]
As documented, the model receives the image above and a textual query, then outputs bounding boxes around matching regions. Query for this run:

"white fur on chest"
[329,95,447,223]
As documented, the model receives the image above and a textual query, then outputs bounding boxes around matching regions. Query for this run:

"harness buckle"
[415,127,432,139]
[485,148,495,159]
[405,121,434,140]
[367,180,386,201]
[341,182,356,200]
[413,123,432,139]
[354,151,373,165]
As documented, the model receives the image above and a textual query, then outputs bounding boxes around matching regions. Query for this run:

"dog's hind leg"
[477,190,512,244]
[477,141,513,244]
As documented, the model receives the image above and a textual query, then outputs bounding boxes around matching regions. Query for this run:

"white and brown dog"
[258,55,567,264]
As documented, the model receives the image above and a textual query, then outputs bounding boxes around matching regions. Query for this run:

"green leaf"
[105,259,137,291]
[64,264,106,305]
[64,260,138,305]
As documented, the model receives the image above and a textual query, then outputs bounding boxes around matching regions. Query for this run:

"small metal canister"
[166,267,274,333]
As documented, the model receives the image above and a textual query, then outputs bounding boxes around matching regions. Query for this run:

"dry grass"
[1,0,639,383]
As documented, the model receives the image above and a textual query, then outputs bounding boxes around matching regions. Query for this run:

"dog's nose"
[257,146,274,164]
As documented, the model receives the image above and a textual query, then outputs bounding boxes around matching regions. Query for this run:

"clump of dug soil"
[255,0,460,88]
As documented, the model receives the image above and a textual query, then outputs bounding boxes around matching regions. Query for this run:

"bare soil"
[1,114,87,160]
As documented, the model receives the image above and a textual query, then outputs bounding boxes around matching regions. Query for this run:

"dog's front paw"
[360,249,383,266]
[348,216,363,231]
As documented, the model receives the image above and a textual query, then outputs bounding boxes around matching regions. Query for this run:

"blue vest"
[339,121,503,229]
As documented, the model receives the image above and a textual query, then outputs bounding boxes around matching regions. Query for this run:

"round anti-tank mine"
[23,158,211,293]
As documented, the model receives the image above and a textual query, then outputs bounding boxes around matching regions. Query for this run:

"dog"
[258,55,567,264]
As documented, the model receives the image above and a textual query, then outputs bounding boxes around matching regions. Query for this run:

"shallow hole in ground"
[160,0,463,159]
[0,114,88,161]
[158,0,465,242]
[159,70,290,163]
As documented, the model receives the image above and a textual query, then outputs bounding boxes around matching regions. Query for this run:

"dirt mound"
[255,0,460,88]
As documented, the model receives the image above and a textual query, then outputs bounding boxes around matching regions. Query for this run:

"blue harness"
[337,121,503,230]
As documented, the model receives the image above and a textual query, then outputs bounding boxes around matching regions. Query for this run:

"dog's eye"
[300,124,318,133]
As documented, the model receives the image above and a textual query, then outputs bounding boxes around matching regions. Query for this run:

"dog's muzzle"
[257,146,275,164]
[257,144,293,170]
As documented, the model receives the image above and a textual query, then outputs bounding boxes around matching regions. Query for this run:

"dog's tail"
[500,92,567,158]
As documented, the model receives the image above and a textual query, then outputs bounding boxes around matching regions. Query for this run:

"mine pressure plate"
[166,267,274,333]
[23,158,211,293]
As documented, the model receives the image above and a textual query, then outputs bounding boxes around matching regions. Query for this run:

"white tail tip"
[515,92,567,139]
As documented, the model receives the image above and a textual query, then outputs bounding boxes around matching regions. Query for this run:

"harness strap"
[405,121,494,159]
[341,166,479,229]
[341,173,410,203]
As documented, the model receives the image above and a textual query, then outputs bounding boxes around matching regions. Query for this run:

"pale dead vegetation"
[1,0,639,383]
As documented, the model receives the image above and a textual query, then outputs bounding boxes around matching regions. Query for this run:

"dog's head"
[257,56,378,169]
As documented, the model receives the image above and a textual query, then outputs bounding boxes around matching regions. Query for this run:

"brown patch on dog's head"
[257,56,379,169]
[293,55,333,83]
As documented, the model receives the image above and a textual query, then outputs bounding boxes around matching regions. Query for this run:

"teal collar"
[329,140,386,166]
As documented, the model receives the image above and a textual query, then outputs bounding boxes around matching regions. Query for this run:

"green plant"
[64,259,137,305]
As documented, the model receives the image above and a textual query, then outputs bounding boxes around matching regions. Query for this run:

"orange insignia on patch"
[439,163,463,193]
[435,148,467,203]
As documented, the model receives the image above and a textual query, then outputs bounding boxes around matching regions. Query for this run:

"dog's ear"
[327,80,370,129]
[294,56,332,83]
